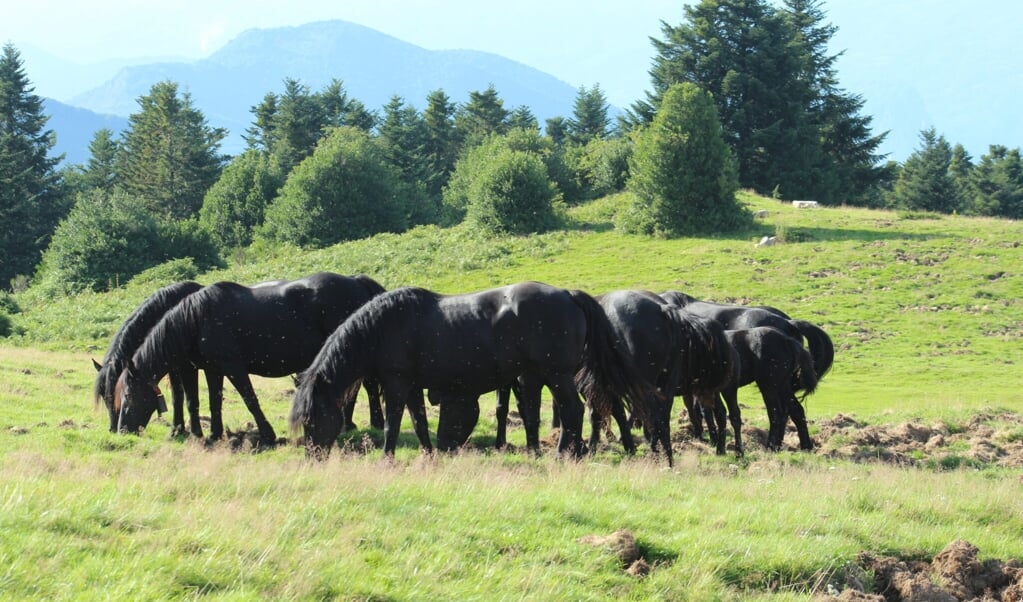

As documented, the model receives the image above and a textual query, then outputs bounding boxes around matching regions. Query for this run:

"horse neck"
[132,312,193,384]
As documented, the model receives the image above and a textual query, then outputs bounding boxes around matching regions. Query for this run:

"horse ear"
[92,358,102,372]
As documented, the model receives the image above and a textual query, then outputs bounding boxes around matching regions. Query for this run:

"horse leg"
[225,371,277,446]
[697,394,722,452]
[381,382,411,456]
[587,404,604,452]
[760,388,786,450]
[405,389,434,453]
[787,395,813,450]
[711,396,728,455]
[722,389,743,457]
[515,375,543,453]
[548,377,584,457]
[494,385,511,449]
[205,370,225,441]
[364,376,385,430]
[682,393,705,440]
[441,393,480,452]
[180,367,204,438]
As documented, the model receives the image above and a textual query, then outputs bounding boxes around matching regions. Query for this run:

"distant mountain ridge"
[43,99,128,166]
[66,20,586,157]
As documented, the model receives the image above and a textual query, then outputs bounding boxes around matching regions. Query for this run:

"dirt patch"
[826,540,1023,601]
[578,529,649,577]
[669,409,1023,471]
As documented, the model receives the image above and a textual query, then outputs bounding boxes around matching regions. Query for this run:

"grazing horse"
[116,273,387,446]
[585,290,734,466]
[290,282,655,459]
[660,291,833,450]
[693,327,819,454]
[93,281,204,436]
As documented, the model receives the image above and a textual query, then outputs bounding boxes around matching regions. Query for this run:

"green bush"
[34,189,165,294]
[566,137,633,201]
[127,258,201,287]
[33,190,221,295]
[259,127,406,247]
[464,148,562,235]
[199,150,285,251]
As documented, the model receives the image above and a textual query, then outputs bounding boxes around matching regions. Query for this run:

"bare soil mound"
[671,409,1023,470]
[827,539,1023,601]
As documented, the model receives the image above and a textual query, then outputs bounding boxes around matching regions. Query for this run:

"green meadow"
[1,192,1021,600]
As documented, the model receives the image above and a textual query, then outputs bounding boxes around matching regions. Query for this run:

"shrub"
[199,150,284,251]
[34,189,165,294]
[33,190,221,295]
[464,148,562,235]
[259,127,406,247]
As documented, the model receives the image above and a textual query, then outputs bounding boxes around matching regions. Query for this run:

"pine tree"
[507,106,539,132]
[422,89,459,202]
[544,116,568,146]
[0,43,66,286]
[783,0,888,204]
[627,83,745,236]
[567,84,611,145]
[628,0,885,204]
[378,96,437,225]
[455,85,509,147]
[967,145,1023,218]
[889,128,962,213]
[81,128,120,192]
[115,80,226,220]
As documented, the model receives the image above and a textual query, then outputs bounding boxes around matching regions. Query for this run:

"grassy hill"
[1,192,1022,599]
[8,191,1023,417]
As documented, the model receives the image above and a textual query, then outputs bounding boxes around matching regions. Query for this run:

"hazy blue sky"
[4,1,1020,159]
[4,0,680,107]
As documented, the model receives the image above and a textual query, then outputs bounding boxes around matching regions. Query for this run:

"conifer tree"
[0,43,66,285]
[115,80,226,220]
[627,83,745,236]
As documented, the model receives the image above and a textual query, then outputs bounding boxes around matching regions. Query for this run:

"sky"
[4,1,1021,160]
[3,0,681,108]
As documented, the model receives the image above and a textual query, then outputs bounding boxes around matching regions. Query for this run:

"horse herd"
[92,272,834,466]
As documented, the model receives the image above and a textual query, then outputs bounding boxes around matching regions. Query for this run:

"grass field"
[1,192,1021,600]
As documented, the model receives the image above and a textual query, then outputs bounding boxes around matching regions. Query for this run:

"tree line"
[1,0,1020,300]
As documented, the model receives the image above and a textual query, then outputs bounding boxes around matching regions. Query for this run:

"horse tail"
[569,290,656,427]
[789,319,834,380]
[665,308,735,396]
[789,334,819,402]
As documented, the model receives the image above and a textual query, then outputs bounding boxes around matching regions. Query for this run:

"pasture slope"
[1,192,1022,600]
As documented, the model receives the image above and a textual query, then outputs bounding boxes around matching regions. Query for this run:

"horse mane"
[130,283,237,382]
[94,281,202,407]
[289,286,434,435]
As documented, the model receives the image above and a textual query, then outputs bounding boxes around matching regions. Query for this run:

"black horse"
[290,282,656,459]
[660,291,833,450]
[585,290,734,465]
[692,326,819,454]
[116,273,387,446]
[445,291,734,466]
[93,281,204,436]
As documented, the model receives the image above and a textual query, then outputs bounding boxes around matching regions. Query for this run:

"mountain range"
[26,15,1022,167]
[38,20,584,164]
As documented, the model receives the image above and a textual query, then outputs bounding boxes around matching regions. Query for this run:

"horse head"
[115,361,167,434]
